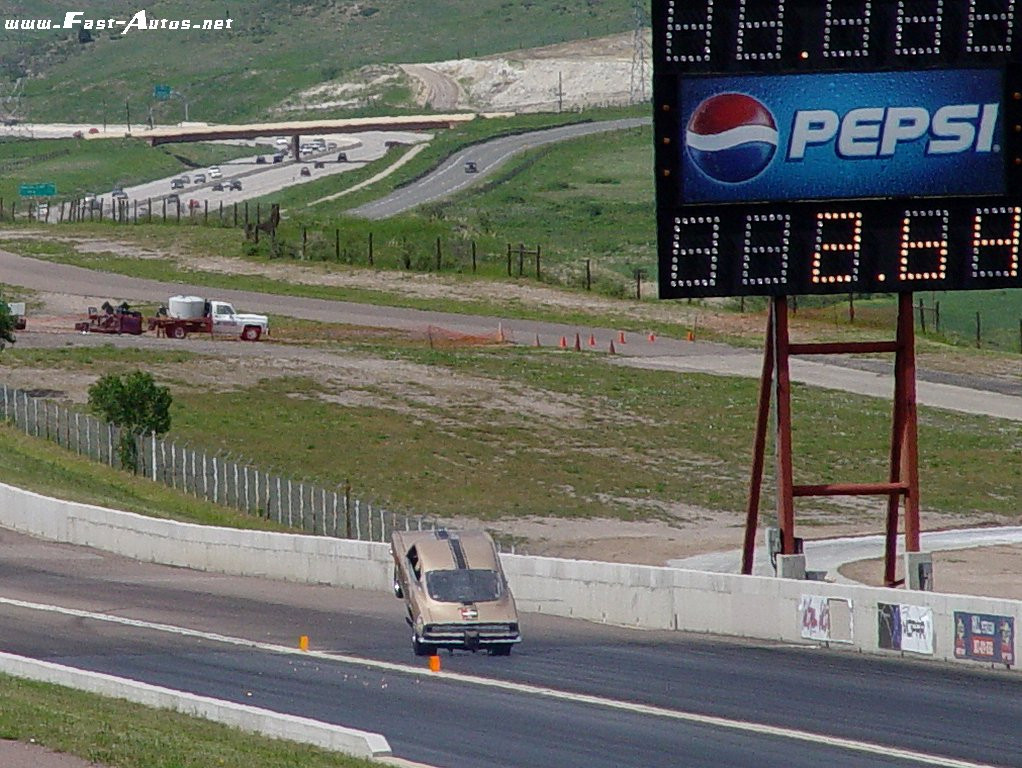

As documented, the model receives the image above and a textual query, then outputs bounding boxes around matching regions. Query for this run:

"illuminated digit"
[899,209,949,281]
[971,206,1021,278]
[672,215,719,288]
[966,0,1016,54]
[736,0,785,61]
[895,0,944,56]
[823,0,872,58]
[666,0,713,63]
[741,214,790,287]
[812,211,862,285]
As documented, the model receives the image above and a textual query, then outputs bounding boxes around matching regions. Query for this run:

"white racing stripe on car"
[0,596,996,768]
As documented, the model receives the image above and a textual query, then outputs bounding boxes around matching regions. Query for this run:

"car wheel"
[241,325,262,341]
[489,644,513,657]
[412,636,436,657]
[170,324,187,339]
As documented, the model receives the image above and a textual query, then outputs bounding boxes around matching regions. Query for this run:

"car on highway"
[208,166,222,179]
[171,177,186,189]
[256,156,267,164]
[166,193,180,205]
[194,173,206,184]
[273,154,285,163]
[300,166,311,177]
[88,127,99,134]
[391,528,520,656]
[314,161,325,169]
[111,188,128,199]
[337,151,348,162]
[229,179,242,191]
[464,161,478,173]
[212,182,226,191]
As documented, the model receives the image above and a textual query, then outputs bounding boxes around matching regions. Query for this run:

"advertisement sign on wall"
[878,603,934,655]
[800,595,852,643]
[954,612,1015,665]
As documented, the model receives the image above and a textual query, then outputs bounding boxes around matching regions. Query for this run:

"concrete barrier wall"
[0,653,391,758]
[2,481,1019,671]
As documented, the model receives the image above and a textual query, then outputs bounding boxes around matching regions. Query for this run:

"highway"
[348,117,648,219]
[0,528,1019,768]
[31,130,430,221]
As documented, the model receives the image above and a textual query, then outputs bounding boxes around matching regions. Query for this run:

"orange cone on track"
[559,336,568,348]
[588,333,596,347]
[648,332,656,342]
[574,333,582,351]
[429,654,441,672]
[618,331,626,344]
[686,331,695,342]
[609,340,616,355]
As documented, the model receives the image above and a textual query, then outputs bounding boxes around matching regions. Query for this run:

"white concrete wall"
[1,481,1019,671]
[0,653,391,758]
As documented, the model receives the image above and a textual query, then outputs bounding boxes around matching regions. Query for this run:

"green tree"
[0,301,17,351]
[87,371,172,472]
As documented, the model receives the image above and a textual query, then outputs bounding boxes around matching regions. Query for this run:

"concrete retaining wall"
[1,481,1019,671]
[0,653,391,758]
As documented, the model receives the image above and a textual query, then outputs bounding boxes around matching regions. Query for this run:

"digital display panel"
[653,0,1022,298]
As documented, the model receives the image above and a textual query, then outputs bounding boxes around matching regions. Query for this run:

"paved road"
[349,117,648,219]
[1,250,1019,423]
[30,131,429,221]
[670,526,1022,582]
[0,529,1018,768]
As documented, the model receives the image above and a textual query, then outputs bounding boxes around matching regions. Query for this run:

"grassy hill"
[1,0,634,124]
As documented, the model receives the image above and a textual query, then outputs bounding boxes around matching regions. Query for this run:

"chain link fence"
[0,383,440,544]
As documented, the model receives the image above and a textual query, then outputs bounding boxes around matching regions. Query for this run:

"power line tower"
[629,0,651,104]
[0,78,26,125]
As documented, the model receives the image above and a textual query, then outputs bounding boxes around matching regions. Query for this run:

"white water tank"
[168,295,205,320]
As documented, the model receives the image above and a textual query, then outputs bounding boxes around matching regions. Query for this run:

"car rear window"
[427,569,501,603]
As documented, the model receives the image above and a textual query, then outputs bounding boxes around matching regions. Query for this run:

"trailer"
[74,302,144,335]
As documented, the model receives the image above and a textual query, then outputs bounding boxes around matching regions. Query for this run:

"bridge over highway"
[85,113,478,154]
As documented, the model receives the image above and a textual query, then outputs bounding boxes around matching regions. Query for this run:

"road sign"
[19,183,56,197]
[153,84,172,101]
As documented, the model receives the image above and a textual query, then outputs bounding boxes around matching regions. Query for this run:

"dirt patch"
[0,741,104,768]
[840,545,1022,599]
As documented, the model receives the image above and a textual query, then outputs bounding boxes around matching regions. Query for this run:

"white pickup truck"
[148,296,269,341]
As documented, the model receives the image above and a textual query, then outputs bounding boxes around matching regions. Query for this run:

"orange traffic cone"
[686,330,695,342]
[559,336,567,348]
[609,340,616,355]
[574,333,582,351]
[647,332,656,342]
[588,333,596,347]
[618,331,626,344]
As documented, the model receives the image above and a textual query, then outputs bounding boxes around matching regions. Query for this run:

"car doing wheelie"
[391,529,521,656]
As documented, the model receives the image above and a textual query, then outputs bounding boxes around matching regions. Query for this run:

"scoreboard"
[653,0,1022,298]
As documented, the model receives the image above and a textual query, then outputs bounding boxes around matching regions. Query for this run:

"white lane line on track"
[0,596,999,768]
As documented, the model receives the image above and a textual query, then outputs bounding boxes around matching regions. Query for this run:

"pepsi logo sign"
[685,93,778,184]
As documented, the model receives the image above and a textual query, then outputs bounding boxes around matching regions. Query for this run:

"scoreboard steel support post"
[653,0,1022,584]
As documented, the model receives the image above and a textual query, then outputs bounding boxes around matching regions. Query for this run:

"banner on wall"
[799,595,853,642]
[954,612,1015,665]
[878,603,934,655]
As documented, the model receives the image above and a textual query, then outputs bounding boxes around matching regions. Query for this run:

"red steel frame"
[742,293,921,587]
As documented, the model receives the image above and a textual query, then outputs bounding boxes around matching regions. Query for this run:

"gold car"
[391,529,521,656]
